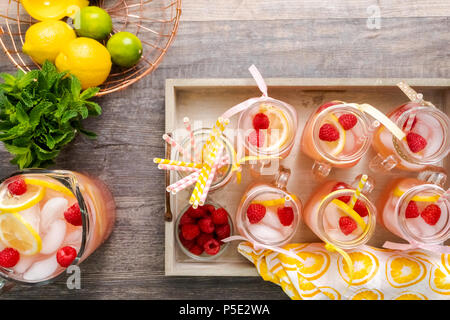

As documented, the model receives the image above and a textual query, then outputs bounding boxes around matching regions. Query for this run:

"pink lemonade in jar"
[235,168,302,246]
[301,101,374,178]
[371,102,450,172]
[238,100,297,160]
[0,170,115,284]
[302,179,376,249]
[377,178,450,244]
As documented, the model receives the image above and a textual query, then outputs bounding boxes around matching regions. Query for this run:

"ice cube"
[23,254,58,281]
[247,223,284,242]
[13,255,34,274]
[19,205,40,234]
[40,220,66,255]
[261,209,284,230]
[40,197,69,232]
[64,229,82,246]
[343,130,356,155]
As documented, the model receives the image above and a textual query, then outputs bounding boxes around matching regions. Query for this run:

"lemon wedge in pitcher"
[0,184,45,213]
[258,104,290,152]
[0,212,42,255]
[21,0,88,21]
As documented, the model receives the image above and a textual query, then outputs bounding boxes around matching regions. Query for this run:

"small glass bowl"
[175,202,234,261]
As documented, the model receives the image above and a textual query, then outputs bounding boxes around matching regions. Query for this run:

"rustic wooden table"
[0,0,449,300]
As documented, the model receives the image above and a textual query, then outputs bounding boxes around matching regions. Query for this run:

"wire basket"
[0,0,182,96]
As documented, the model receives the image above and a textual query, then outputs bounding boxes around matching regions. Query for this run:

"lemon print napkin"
[238,242,450,300]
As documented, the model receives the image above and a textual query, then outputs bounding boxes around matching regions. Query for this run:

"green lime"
[107,32,143,68]
[74,6,112,41]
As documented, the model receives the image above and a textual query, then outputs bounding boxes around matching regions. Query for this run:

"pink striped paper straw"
[158,164,200,173]
[167,171,200,194]
[403,107,418,133]
[183,117,195,162]
[162,134,188,156]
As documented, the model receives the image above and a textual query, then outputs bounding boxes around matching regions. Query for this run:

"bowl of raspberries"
[175,203,233,260]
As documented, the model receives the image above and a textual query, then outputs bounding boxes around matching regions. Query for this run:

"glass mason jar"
[370,102,450,172]
[174,128,235,192]
[302,176,377,250]
[0,169,115,291]
[237,98,298,176]
[235,167,302,247]
[377,169,450,246]
[300,101,375,179]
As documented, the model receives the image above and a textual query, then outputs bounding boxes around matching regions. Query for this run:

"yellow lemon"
[22,20,76,65]
[0,212,42,255]
[21,0,88,21]
[394,291,428,300]
[257,103,290,152]
[55,37,112,89]
[393,187,440,202]
[24,178,74,198]
[0,184,45,213]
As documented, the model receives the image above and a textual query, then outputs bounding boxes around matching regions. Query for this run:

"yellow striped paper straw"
[153,158,202,169]
[190,119,229,207]
[348,174,368,208]
[201,117,229,160]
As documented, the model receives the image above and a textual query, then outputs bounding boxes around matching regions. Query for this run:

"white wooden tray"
[164,78,450,276]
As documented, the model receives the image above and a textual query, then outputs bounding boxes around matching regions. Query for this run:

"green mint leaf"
[80,87,100,100]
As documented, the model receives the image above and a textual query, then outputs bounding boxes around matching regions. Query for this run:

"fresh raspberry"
[338,114,358,130]
[203,239,221,255]
[246,203,266,224]
[56,246,77,268]
[181,223,200,240]
[332,182,352,203]
[252,113,270,130]
[196,233,214,247]
[406,132,427,153]
[211,208,229,225]
[339,216,357,235]
[187,206,207,219]
[319,123,339,141]
[248,130,265,147]
[7,178,27,196]
[353,200,369,217]
[421,204,441,226]
[215,224,231,241]
[179,231,196,249]
[198,217,215,234]
[189,245,204,256]
[203,204,216,215]
[405,201,419,218]
[0,248,20,268]
[277,207,294,226]
[64,203,82,226]
[180,212,196,226]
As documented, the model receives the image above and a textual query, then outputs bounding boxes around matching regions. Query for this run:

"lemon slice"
[0,212,42,255]
[21,0,88,21]
[319,113,346,156]
[258,104,290,152]
[331,199,367,231]
[24,178,74,198]
[393,187,440,202]
[0,184,45,213]
[251,194,298,207]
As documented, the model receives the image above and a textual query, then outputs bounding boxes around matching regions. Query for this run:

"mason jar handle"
[0,278,15,294]
[417,166,447,187]
[274,166,291,190]
[312,161,331,179]
[369,153,397,173]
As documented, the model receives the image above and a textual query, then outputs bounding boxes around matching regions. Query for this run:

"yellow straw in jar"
[153,158,202,169]
[201,117,229,161]
[348,174,368,209]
